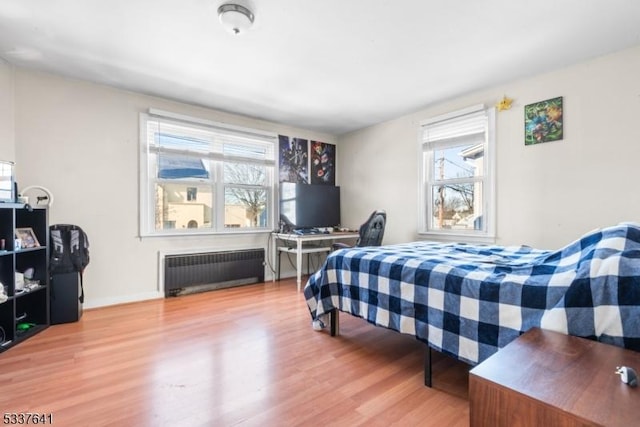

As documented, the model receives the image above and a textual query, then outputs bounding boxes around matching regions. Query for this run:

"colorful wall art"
[524,96,564,145]
[310,141,335,185]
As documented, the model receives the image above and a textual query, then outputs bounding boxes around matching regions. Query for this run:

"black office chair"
[332,210,386,251]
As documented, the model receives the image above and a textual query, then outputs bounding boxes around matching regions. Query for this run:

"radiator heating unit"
[164,248,265,297]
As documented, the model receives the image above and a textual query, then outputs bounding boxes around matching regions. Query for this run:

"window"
[419,105,495,242]
[186,187,197,201]
[140,109,277,235]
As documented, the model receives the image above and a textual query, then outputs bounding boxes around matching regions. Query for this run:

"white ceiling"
[1,0,639,135]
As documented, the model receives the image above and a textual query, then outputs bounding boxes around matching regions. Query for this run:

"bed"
[304,222,640,384]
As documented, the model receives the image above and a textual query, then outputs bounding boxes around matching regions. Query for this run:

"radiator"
[164,248,265,297]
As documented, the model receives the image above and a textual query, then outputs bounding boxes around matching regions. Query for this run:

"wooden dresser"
[469,327,640,426]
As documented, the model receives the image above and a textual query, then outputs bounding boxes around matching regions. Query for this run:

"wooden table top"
[470,327,640,426]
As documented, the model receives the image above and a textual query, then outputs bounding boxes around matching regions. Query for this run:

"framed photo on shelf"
[15,227,40,249]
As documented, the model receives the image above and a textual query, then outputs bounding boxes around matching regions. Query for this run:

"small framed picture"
[524,96,563,145]
[15,227,40,249]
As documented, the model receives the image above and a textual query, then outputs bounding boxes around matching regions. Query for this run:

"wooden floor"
[0,278,470,426]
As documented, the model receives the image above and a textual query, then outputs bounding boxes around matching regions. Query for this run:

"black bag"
[50,224,90,303]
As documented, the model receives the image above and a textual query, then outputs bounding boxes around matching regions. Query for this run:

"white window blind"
[147,110,276,164]
[422,108,488,148]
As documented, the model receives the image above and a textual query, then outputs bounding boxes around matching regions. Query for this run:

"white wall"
[7,44,640,307]
[338,45,640,250]
[0,59,14,162]
[11,69,335,308]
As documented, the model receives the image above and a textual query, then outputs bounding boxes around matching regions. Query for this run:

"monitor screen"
[280,183,340,229]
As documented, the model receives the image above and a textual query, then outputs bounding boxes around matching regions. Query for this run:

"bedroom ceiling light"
[217,3,254,35]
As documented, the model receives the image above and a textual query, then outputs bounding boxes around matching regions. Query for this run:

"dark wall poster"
[310,141,335,185]
[278,135,308,183]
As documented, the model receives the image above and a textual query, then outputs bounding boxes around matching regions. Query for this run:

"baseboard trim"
[83,291,164,309]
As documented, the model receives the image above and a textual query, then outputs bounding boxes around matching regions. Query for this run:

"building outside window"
[419,105,495,242]
[139,110,276,235]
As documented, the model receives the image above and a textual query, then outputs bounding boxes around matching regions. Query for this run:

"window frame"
[418,105,496,243]
[139,109,277,237]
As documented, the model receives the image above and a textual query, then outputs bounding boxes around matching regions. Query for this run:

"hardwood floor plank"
[0,279,469,426]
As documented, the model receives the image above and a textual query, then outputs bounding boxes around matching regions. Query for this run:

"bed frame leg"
[424,346,432,387]
[330,309,339,336]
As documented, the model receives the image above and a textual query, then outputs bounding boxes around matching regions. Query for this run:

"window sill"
[139,229,274,238]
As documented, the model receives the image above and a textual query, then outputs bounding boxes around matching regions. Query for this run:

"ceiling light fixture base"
[217,3,254,35]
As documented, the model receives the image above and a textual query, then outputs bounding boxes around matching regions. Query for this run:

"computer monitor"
[279,183,340,230]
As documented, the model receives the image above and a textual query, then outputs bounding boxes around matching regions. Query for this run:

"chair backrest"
[356,210,386,247]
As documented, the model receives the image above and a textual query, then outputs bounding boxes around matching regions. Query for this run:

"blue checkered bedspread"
[304,223,640,365]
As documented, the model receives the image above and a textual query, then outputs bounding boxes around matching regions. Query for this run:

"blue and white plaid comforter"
[304,223,640,365]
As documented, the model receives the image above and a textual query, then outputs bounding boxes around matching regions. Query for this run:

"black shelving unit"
[0,203,49,351]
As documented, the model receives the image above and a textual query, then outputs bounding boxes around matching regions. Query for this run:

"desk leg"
[272,239,277,282]
[296,241,303,291]
[277,249,281,281]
